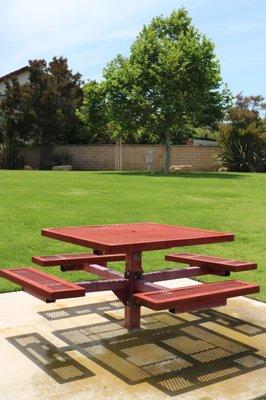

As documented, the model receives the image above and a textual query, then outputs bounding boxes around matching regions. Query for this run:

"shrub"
[217,94,266,172]
[0,137,24,169]
[218,125,265,172]
[46,150,73,169]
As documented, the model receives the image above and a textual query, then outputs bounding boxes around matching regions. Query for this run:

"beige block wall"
[122,145,164,171]
[59,145,116,170]
[171,146,218,171]
[23,146,41,168]
[23,144,219,171]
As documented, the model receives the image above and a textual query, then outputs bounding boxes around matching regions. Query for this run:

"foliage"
[76,81,111,143]
[27,57,84,146]
[0,79,30,168]
[101,8,231,172]
[193,127,219,141]
[46,150,73,168]
[217,94,266,172]
[0,57,84,169]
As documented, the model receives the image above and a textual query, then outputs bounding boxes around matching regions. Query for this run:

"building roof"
[0,66,30,83]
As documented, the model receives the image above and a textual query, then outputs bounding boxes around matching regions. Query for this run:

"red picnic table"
[0,222,259,330]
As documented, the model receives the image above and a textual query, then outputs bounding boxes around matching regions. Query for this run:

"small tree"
[218,94,266,171]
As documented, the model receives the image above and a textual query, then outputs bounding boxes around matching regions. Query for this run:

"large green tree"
[0,57,84,168]
[101,8,231,173]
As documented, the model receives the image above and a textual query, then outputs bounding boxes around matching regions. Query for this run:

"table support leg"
[123,252,142,330]
[125,304,141,330]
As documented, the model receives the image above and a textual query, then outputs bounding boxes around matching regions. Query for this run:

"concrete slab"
[0,279,265,400]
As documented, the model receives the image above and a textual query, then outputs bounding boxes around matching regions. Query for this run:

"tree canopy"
[79,8,231,172]
[76,80,110,143]
[0,57,84,168]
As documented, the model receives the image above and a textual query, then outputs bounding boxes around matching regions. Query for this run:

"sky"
[0,0,266,98]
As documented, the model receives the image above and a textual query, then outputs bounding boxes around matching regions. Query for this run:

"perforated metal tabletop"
[42,222,234,253]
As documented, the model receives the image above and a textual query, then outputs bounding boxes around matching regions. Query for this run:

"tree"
[218,93,266,171]
[102,8,231,173]
[0,57,84,168]
[76,80,111,143]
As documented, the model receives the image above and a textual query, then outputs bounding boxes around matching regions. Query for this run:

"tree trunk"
[164,131,171,175]
[3,133,22,169]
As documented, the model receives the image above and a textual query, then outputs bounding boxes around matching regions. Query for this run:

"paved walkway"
[0,278,265,400]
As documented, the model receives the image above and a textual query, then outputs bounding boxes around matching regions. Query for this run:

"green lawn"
[0,170,265,301]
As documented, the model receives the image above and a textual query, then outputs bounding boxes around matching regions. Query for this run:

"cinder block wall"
[122,145,164,171]
[23,144,219,171]
[171,146,218,171]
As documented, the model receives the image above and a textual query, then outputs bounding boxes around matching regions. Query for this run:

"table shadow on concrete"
[7,300,266,397]
[6,332,94,384]
[38,300,266,337]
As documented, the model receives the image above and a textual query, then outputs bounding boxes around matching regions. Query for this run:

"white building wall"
[0,70,30,98]
[0,81,6,96]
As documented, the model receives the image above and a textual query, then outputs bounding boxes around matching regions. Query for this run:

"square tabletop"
[42,222,234,253]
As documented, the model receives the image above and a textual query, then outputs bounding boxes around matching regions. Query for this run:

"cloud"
[103,28,140,41]
[1,0,163,47]
[0,0,165,75]
[227,22,266,34]
[213,21,266,36]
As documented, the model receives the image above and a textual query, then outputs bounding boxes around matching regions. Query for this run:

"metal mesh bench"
[133,280,259,312]
[0,268,85,302]
[32,253,126,267]
[165,253,257,272]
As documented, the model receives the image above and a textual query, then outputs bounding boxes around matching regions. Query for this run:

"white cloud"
[0,0,165,75]
[103,28,140,41]
[227,22,266,34]
[213,21,266,35]
[1,0,163,46]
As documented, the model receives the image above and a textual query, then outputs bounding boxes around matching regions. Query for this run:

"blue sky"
[1,0,265,98]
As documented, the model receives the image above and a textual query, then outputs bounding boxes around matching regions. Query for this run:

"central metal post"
[124,252,142,330]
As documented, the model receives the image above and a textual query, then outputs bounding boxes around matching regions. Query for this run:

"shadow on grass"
[97,171,246,179]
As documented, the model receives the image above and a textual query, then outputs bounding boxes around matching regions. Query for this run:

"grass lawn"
[0,170,265,302]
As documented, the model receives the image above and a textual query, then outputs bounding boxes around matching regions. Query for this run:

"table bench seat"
[165,252,257,272]
[32,253,126,267]
[133,280,259,312]
[0,268,85,302]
